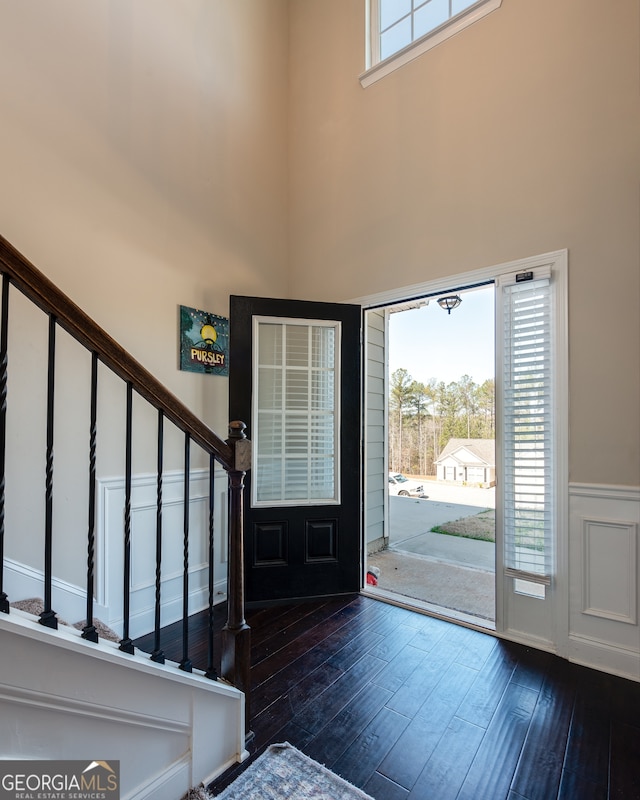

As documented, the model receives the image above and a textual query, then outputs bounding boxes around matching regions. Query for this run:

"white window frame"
[361,0,502,88]
[251,315,342,508]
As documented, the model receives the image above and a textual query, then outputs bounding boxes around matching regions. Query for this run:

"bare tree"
[389,368,414,472]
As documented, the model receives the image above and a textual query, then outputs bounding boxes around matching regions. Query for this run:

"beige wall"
[0,0,289,438]
[288,0,640,487]
[0,0,289,581]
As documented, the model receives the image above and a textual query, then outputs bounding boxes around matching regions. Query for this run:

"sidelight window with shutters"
[499,268,555,587]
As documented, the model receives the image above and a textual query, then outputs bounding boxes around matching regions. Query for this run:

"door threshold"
[362,586,496,634]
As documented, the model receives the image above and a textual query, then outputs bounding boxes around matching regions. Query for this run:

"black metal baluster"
[40,315,58,629]
[0,276,10,614]
[179,432,192,672]
[82,352,99,642]
[119,382,135,653]
[205,452,217,680]
[150,409,165,664]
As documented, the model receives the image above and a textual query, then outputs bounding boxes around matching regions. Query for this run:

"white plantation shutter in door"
[500,268,554,582]
[253,317,340,507]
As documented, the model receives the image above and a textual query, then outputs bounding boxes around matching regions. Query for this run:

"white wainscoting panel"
[6,468,230,639]
[98,469,229,639]
[582,518,637,624]
[569,483,640,681]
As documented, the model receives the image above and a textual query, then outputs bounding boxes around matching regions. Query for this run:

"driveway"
[369,482,496,621]
[389,483,495,572]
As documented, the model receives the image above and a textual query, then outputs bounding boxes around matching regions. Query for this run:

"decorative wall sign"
[179,305,229,375]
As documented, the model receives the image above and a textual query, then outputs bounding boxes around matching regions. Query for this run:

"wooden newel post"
[222,420,252,737]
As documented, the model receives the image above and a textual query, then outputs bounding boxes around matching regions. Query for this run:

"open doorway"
[366,283,496,627]
[361,250,567,649]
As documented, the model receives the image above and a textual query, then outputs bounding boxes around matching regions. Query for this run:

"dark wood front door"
[229,295,362,604]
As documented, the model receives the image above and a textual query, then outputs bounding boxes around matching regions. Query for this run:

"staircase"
[0,234,251,799]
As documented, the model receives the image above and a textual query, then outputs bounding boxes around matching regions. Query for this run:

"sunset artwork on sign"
[179,305,229,376]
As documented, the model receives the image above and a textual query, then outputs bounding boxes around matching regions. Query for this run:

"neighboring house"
[435,439,496,487]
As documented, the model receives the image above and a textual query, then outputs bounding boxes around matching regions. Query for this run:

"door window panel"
[253,318,340,506]
[257,322,282,365]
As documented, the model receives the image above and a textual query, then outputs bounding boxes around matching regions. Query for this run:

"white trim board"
[351,249,566,309]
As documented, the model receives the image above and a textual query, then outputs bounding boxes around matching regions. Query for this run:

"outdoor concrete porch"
[367,483,496,624]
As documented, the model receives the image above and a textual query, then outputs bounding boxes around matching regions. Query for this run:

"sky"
[388,283,495,386]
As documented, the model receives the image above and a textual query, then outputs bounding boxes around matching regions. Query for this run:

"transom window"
[362,0,502,87]
[380,0,477,59]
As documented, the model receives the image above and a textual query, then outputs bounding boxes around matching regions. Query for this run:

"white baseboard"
[128,755,191,800]
[568,633,640,682]
[4,556,110,625]
[5,557,228,639]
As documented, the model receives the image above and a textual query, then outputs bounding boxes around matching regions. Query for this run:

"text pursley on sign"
[0,761,119,800]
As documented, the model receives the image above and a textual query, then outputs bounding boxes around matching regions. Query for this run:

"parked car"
[388,473,427,498]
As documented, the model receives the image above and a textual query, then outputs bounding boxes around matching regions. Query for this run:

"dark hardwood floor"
[134,594,640,799]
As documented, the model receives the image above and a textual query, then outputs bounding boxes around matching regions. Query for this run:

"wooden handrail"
[0,234,233,468]
[0,233,252,729]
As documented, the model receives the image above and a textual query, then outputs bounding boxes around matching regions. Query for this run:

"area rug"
[213,743,375,800]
